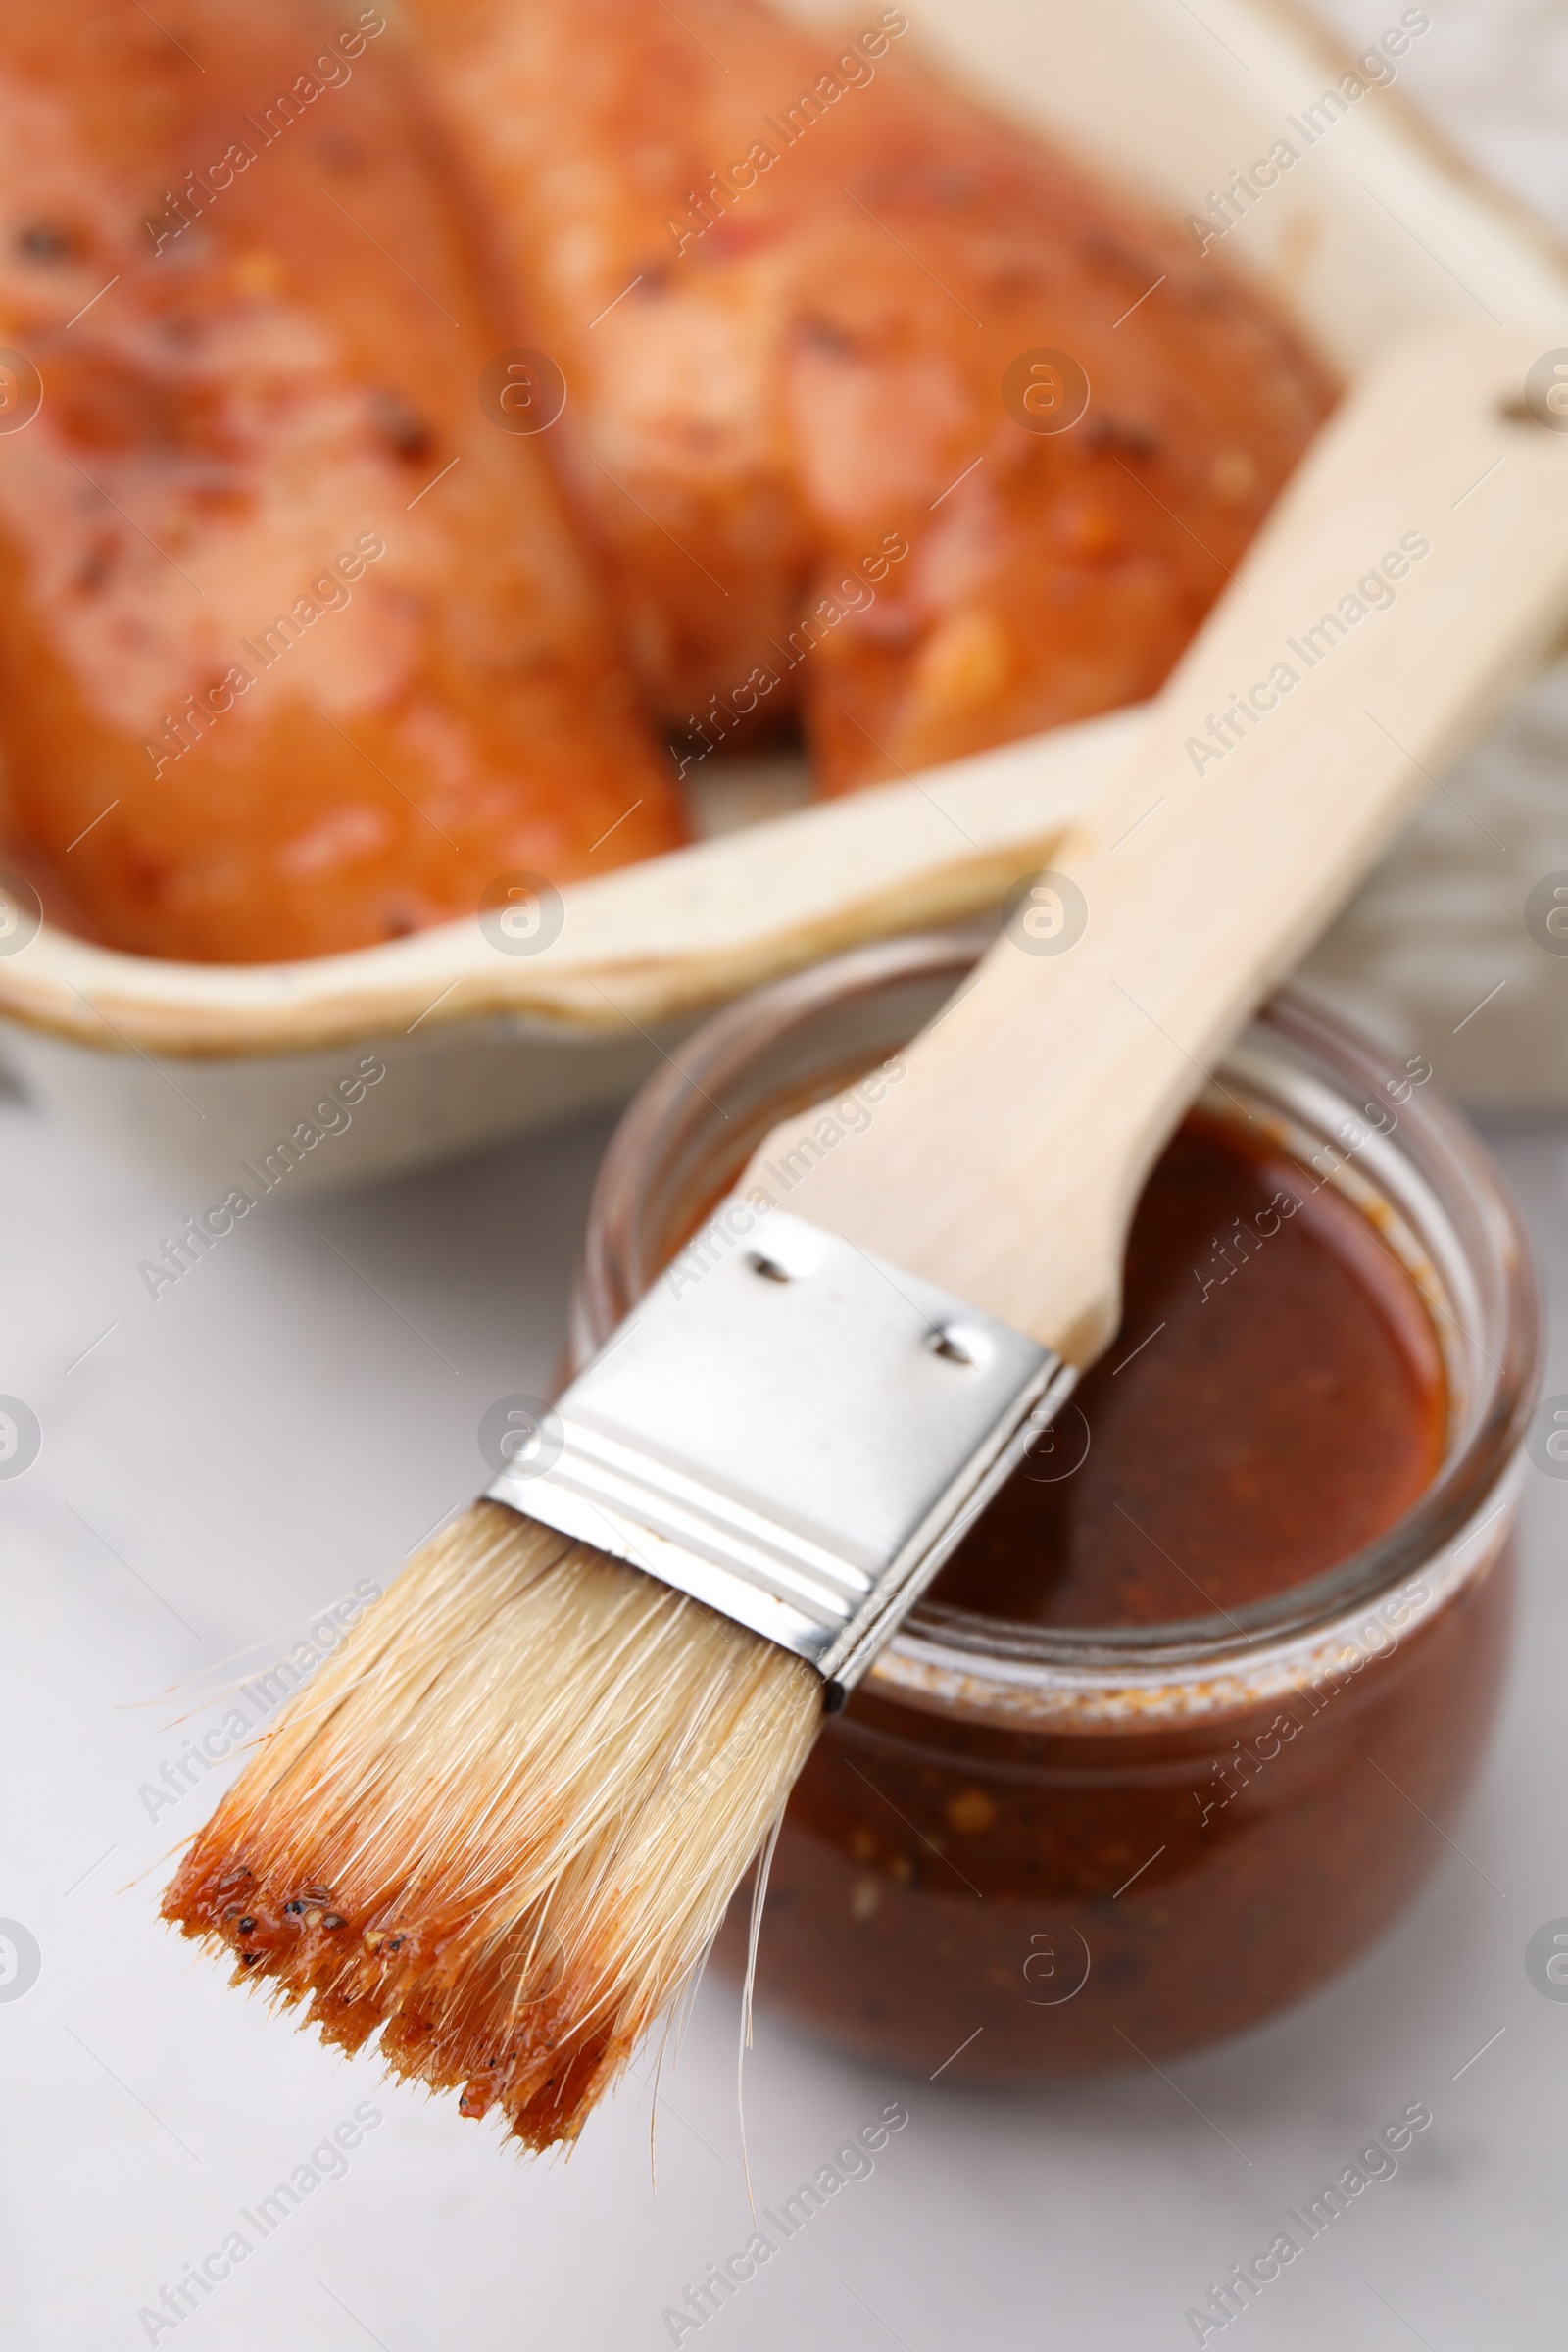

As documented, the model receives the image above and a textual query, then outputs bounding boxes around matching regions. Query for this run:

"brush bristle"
[162,1500,821,2150]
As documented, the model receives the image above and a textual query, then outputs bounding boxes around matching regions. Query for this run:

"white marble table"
[3,1049,1567,2352]
[4,4,1568,2346]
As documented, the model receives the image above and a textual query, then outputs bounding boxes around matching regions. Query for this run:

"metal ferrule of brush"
[486,1206,1074,1704]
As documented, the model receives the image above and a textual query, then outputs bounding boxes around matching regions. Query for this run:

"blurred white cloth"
[1298,0,1568,1102]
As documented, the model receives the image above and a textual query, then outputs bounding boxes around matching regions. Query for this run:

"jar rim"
[573,932,1539,1724]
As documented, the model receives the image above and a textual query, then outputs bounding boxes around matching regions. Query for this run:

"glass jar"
[567,936,1539,2079]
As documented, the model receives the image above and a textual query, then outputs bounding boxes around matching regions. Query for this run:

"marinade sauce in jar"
[567,936,1537,2078]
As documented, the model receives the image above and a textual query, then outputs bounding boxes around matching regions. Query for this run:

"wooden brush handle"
[760,326,1568,1364]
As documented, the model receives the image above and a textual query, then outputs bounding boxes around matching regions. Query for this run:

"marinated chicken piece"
[411,0,1335,791]
[0,0,680,963]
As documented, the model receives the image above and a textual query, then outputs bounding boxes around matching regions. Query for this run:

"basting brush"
[165,330,1568,2149]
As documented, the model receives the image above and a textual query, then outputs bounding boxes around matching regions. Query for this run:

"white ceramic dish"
[3,0,1566,1195]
